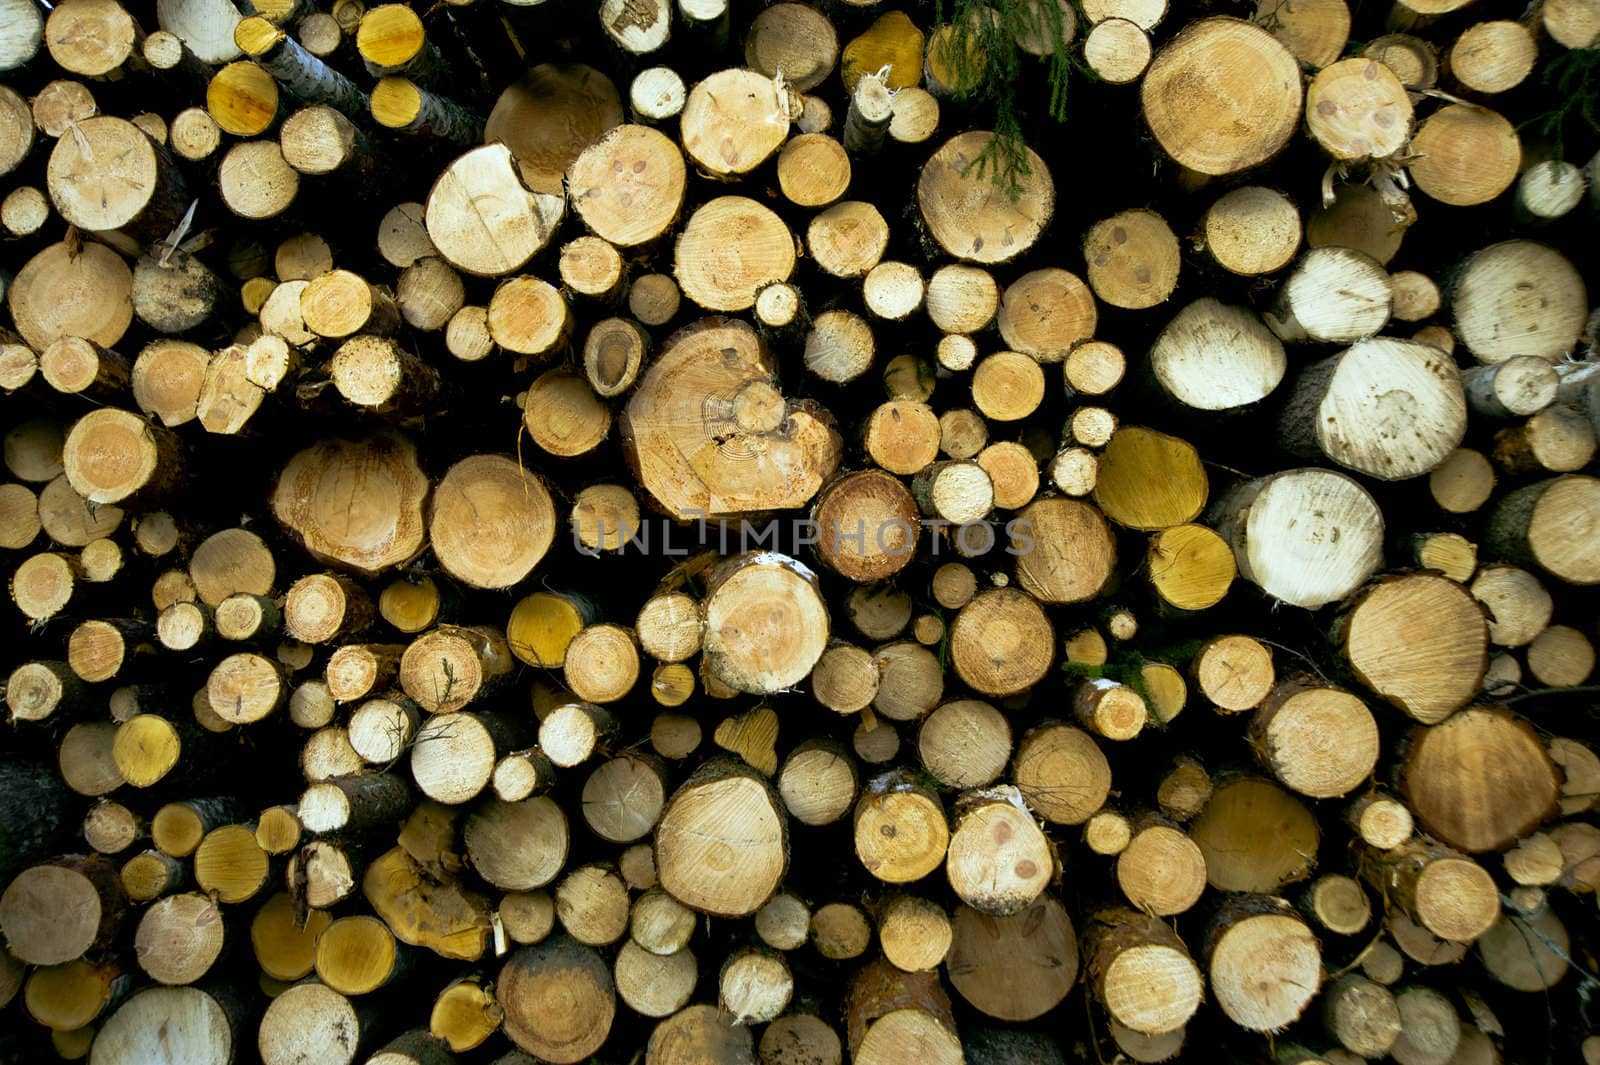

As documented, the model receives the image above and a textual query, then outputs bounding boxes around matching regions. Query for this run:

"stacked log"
[0,0,1598,1063]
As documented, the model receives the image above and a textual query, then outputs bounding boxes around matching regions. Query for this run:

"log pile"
[1,0,1599,1063]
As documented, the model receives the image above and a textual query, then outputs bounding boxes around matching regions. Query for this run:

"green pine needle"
[930,0,1075,199]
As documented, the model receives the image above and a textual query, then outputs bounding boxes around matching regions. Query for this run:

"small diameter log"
[582,755,666,844]
[854,769,948,884]
[944,896,1079,1022]
[1205,895,1322,1033]
[1084,908,1204,1036]
[1267,247,1392,344]
[847,958,963,1065]
[498,937,615,1063]
[721,947,793,1024]
[1470,564,1551,646]
[325,645,403,704]
[1075,679,1148,741]
[1251,678,1378,798]
[812,470,918,583]
[1201,186,1301,275]
[699,552,829,694]
[1494,403,1597,474]
[1149,299,1285,412]
[328,336,439,417]
[811,902,870,960]
[134,892,224,985]
[634,887,696,954]
[411,712,524,806]
[193,824,269,904]
[539,702,617,768]
[235,15,367,117]
[299,772,412,835]
[1083,208,1180,310]
[1402,706,1559,853]
[284,573,372,645]
[1337,573,1486,724]
[1303,873,1371,936]
[1463,356,1560,418]
[997,269,1095,362]
[946,787,1052,915]
[429,454,555,590]
[1209,468,1384,608]
[220,141,301,221]
[316,914,404,996]
[1486,475,1600,586]
[655,759,786,917]
[371,78,481,143]
[430,979,499,1051]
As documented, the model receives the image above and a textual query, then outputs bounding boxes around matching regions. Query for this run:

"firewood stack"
[1,0,1598,1062]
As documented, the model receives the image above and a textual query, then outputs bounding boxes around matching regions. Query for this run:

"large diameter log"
[91,986,240,1065]
[1205,895,1321,1032]
[9,241,133,351]
[485,63,623,196]
[1452,241,1586,363]
[1485,474,1600,585]
[848,958,964,1065]
[1141,18,1301,174]
[945,787,1052,915]
[1085,908,1203,1036]
[621,317,841,519]
[1279,338,1466,480]
[1190,777,1317,892]
[429,455,555,589]
[1403,706,1559,853]
[917,131,1052,264]
[945,896,1078,1021]
[272,432,428,578]
[425,144,565,277]
[1011,497,1116,602]
[949,588,1054,696]
[1251,678,1378,798]
[681,68,791,178]
[1149,298,1285,412]
[1336,573,1486,723]
[700,552,829,694]
[0,856,124,965]
[812,470,919,582]
[674,196,795,312]
[498,936,614,1063]
[47,117,188,240]
[655,759,786,917]
[1209,468,1383,608]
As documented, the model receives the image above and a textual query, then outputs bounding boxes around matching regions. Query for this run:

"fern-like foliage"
[1522,47,1600,160]
[929,0,1075,198]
